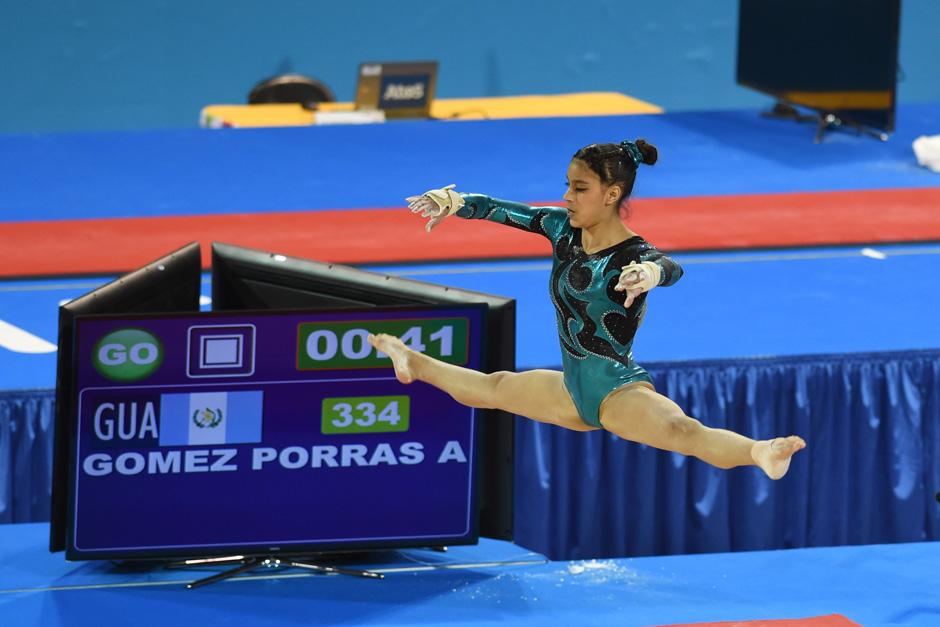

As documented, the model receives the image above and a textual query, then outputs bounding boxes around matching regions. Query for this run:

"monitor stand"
[761,101,889,144]
[166,554,384,589]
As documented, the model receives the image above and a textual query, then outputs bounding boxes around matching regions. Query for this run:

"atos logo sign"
[382,82,425,101]
[379,74,430,109]
[93,329,163,382]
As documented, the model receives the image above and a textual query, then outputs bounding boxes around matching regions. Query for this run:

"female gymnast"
[368,139,805,479]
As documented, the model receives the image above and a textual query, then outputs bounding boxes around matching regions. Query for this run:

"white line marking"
[0,319,57,353]
[1,246,939,291]
[0,558,547,594]
[655,247,940,265]
[0,281,111,293]
[371,246,940,276]
[861,247,888,260]
[375,261,553,276]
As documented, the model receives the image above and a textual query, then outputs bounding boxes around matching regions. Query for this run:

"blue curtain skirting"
[3,350,939,560]
[0,390,54,524]
[514,349,940,560]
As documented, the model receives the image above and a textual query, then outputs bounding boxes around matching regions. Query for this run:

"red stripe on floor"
[656,614,859,627]
[631,187,940,250]
[1,187,938,277]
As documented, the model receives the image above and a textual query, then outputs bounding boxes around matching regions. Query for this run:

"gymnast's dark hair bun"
[635,139,658,166]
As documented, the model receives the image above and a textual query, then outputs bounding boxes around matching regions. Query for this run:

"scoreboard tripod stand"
[166,553,384,589]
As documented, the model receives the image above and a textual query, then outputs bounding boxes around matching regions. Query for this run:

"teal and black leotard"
[456,194,684,428]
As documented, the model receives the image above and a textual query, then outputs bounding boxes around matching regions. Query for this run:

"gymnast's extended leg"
[598,384,805,479]
[367,333,597,432]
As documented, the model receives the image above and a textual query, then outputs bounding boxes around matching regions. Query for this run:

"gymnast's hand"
[615,261,662,308]
[406,184,465,232]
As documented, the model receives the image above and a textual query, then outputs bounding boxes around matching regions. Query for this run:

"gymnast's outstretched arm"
[454,193,568,240]
[406,185,567,239]
[615,245,684,306]
[639,246,683,287]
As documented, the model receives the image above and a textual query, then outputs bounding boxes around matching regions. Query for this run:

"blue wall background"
[0,0,937,134]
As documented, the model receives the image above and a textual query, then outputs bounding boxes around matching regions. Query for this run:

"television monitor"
[211,242,515,541]
[736,0,901,136]
[49,242,201,552]
[67,304,485,560]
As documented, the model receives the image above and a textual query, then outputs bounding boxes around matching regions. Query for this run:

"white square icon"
[201,335,243,368]
[187,324,256,378]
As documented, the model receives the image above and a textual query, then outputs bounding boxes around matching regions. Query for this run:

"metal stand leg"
[814,114,835,144]
[761,100,889,143]
[287,560,383,579]
[165,554,384,588]
[187,558,264,589]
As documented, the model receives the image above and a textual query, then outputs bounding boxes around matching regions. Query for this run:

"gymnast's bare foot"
[368,333,417,384]
[751,436,806,480]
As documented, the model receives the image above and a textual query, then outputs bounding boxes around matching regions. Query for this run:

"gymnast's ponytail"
[633,139,658,166]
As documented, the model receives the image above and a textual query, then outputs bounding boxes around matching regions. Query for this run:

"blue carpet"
[1,522,938,626]
[2,243,939,391]
[1,103,938,222]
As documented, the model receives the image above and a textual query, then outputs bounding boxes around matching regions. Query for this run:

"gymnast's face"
[564,159,621,229]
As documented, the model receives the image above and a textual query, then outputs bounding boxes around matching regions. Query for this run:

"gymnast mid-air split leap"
[368,138,805,479]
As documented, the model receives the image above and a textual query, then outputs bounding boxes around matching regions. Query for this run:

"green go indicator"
[321,396,410,434]
[297,318,468,371]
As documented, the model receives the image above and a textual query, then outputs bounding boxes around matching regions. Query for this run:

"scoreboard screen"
[67,305,485,560]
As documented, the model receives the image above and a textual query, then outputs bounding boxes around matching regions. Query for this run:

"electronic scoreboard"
[67,305,484,560]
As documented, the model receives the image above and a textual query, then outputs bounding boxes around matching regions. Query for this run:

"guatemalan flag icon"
[159,391,263,446]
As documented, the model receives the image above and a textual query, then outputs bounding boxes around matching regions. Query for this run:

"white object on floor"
[314,110,386,125]
[912,134,940,172]
[0,319,57,353]
[860,247,888,260]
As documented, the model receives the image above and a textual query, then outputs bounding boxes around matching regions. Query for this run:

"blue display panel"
[67,306,484,560]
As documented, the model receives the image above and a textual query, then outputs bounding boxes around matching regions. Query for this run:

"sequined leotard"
[457,194,684,428]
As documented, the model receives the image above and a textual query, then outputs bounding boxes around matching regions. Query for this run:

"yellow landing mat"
[200,92,662,128]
